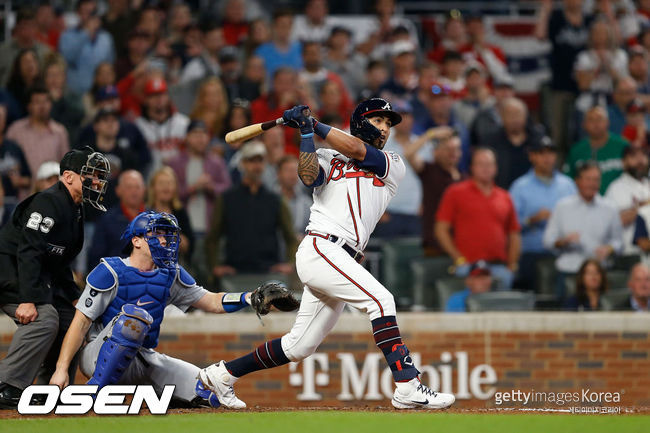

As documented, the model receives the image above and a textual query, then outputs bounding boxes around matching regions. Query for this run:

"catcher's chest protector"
[100,257,175,348]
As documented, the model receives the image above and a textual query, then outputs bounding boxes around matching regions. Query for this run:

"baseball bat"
[225,118,284,144]
[224,108,312,144]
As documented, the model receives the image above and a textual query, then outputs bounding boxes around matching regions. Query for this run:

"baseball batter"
[48,211,297,407]
[199,98,455,410]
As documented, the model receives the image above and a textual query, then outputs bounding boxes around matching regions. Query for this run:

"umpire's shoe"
[197,361,246,409]
[0,383,22,409]
[392,378,455,409]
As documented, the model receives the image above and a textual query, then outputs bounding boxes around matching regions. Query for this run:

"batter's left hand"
[283,105,312,134]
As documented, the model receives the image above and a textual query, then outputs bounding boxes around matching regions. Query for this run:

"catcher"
[49,210,297,408]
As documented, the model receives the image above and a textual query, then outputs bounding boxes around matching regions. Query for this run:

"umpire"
[0,148,110,408]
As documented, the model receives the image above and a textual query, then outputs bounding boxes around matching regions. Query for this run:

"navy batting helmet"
[350,98,402,148]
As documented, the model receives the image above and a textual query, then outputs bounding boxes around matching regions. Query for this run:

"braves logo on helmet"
[350,98,402,149]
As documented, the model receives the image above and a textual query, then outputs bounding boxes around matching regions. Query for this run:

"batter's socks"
[224,338,290,378]
[371,316,419,382]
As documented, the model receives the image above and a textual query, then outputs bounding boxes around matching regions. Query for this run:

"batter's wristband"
[222,292,250,313]
[313,120,332,139]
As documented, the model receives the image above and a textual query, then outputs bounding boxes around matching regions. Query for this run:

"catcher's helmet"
[350,98,402,148]
[121,211,181,269]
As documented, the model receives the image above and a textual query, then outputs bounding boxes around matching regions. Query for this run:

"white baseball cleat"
[391,378,455,409]
[197,361,246,409]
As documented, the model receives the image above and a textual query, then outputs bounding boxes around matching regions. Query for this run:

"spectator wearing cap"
[251,68,302,156]
[607,77,643,136]
[484,97,547,189]
[291,0,333,44]
[412,82,471,172]
[535,0,592,153]
[621,99,650,148]
[544,162,623,296]
[628,46,650,100]
[0,8,52,87]
[58,0,115,94]
[83,80,118,124]
[445,261,493,313]
[565,106,628,194]
[6,85,69,192]
[82,62,115,122]
[605,146,650,254]
[509,137,576,292]
[427,9,467,64]
[405,126,462,256]
[439,51,467,99]
[205,141,297,283]
[218,46,245,104]
[179,22,225,85]
[168,120,232,237]
[378,40,419,100]
[221,0,250,46]
[615,262,650,311]
[34,161,60,193]
[357,0,418,60]
[470,75,516,146]
[436,147,521,289]
[375,100,426,238]
[77,86,150,174]
[459,14,510,84]
[135,77,190,172]
[86,169,146,271]
[43,54,85,145]
[0,104,31,205]
[254,9,303,81]
[323,26,365,100]
[573,19,628,115]
[452,62,492,129]
[300,41,354,111]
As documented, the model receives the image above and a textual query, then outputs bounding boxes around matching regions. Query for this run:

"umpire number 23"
[26,212,55,233]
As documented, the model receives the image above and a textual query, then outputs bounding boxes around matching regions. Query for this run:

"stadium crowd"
[1,0,650,313]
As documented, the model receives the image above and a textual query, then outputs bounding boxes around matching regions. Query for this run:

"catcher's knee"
[87,304,153,388]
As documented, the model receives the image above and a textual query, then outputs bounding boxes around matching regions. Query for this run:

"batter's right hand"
[15,302,38,324]
[50,369,69,389]
[282,105,312,133]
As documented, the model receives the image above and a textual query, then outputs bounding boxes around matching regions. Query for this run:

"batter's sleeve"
[378,150,407,194]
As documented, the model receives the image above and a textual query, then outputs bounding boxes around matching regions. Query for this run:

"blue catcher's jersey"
[98,256,177,348]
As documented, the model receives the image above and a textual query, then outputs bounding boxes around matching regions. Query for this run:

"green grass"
[3,412,650,433]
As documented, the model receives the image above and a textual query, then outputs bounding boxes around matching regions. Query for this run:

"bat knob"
[301,108,312,118]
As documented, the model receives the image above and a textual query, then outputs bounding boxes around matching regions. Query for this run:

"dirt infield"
[2,405,649,419]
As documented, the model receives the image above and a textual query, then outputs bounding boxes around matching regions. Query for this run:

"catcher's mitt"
[250,281,300,317]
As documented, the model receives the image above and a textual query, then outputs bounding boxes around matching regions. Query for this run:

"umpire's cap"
[60,147,93,175]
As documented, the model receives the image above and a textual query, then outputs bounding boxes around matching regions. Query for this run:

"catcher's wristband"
[222,292,250,313]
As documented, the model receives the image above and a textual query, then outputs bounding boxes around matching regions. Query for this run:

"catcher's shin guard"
[87,304,153,388]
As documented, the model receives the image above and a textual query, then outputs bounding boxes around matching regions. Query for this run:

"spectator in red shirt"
[34,4,60,51]
[222,0,250,46]
[622,99,649,148]
[459,14,510,84]
[435,147,521,289]
[427,10,467,65]
[251,67,301,156]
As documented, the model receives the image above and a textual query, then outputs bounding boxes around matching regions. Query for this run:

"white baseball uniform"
[281,147,406,362]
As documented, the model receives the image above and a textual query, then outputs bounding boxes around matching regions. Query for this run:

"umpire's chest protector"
[100,257,176,348]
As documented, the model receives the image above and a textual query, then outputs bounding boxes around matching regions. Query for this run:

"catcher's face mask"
[80,152,111,211]
[144,213,181,269]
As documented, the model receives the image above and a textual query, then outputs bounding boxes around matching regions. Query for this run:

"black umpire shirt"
[0,181,84,306]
